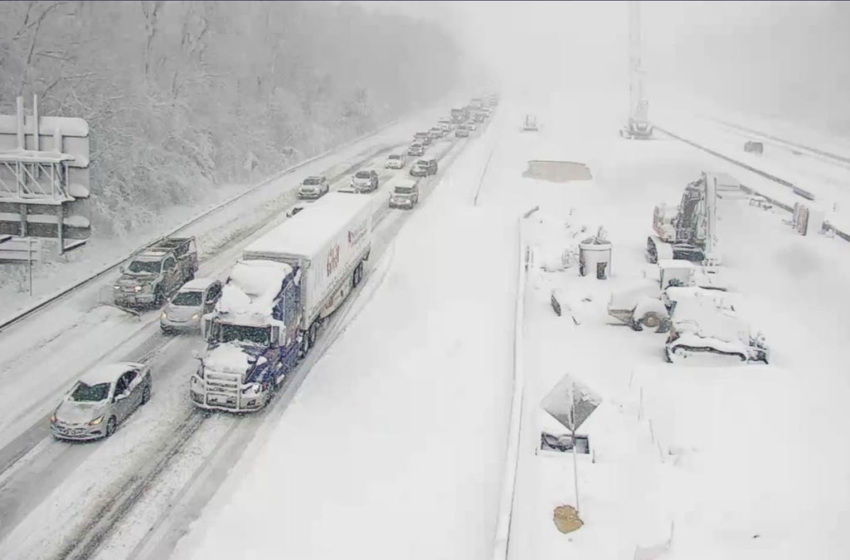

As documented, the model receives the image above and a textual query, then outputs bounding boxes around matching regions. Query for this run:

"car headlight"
[161,311,168,319]
[87,415,104,426]
[191,313,199,320]
[134,286,142,293]
[114,285,121,290]
[50,413,57,424]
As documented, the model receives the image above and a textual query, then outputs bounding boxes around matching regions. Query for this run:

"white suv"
[385,153,405,169]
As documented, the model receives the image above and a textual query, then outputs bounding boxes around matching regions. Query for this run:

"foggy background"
[365,1,850,134]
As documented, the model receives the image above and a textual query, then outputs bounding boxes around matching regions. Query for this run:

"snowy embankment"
[489,87,850,559]
[170,118,517,560]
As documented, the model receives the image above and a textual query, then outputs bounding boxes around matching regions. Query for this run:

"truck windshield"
[171,291,203,306]
[71,382,111,402]
[128,260,161,274]
[217,324,270,346]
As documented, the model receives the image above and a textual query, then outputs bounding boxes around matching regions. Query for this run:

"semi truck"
[191,193,373,412]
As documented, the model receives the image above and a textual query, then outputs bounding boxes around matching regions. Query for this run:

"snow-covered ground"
[651,85,850,232]
[480,87,850,559]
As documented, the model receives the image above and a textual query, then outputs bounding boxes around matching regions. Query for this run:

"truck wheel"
[307,322,319,350]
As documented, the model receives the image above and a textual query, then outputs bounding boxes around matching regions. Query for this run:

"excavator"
[646,172,721,266]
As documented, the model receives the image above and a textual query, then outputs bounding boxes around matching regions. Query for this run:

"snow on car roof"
[244,193,372,259]
[180,278,219,291]
[137,250,168,259]
[217,260,291,323]
[79,362,143,385]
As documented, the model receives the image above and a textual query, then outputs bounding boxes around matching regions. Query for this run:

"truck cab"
[192,260,299,411]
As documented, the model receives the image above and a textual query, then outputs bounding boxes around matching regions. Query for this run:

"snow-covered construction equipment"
[192,192,373,412]
[607,259,729,332]
[619,1,653,140]
[522,114,539,132]
[665,297,769,364]
[646,172,721,266]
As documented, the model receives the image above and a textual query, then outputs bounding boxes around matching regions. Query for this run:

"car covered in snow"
[410,158,437,177]
[466,120,477,131]
[413,132,432,146]
[50,362,152,441]
[407,143,425,157]
[455,126,469,138]
[385,153,406,169]
[297,176,329,199]
[389,180,419,209]
[160,278,223,333]
[350,169,379,192]
[428,127,443,140]
[438,120,453,132]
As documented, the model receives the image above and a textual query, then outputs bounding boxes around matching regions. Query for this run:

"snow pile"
[527,213,596,272]
[204,343,251,375]
[216,260,290,322]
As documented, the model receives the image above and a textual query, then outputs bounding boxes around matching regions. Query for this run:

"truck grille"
[204,371,241,409]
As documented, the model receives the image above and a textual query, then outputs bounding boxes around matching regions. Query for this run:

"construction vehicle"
[607,259,728,333]
[620,1,653,140]
[665,297,769,364]
[646,172,721,266]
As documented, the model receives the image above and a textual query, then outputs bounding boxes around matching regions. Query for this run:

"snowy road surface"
[0,107,485,559]
[170,111,516,560]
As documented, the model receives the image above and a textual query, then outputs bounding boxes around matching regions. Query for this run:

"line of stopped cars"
[51,93,499,440]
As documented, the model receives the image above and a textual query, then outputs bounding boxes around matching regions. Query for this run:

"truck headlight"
[242,383,262,395]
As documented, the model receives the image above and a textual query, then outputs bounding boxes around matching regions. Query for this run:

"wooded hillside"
[0,1,459,235]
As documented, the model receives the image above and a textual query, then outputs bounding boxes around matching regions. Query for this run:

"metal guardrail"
[708,117,850,167]
[491,207,537,560]
[656,125,849,244]
[0,117,406,334]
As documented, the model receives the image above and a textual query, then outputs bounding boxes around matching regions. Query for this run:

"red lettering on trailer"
[326,244,340,277]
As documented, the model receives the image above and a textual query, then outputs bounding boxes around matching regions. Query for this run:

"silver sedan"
[51,362,153,441]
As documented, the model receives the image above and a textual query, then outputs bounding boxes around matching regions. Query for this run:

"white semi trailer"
[191,192,373,412]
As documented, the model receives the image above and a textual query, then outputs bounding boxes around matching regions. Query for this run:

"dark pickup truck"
[113,237,199,308]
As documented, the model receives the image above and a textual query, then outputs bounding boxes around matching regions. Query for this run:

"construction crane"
[646,172,721,266]
[620,1,654,140]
